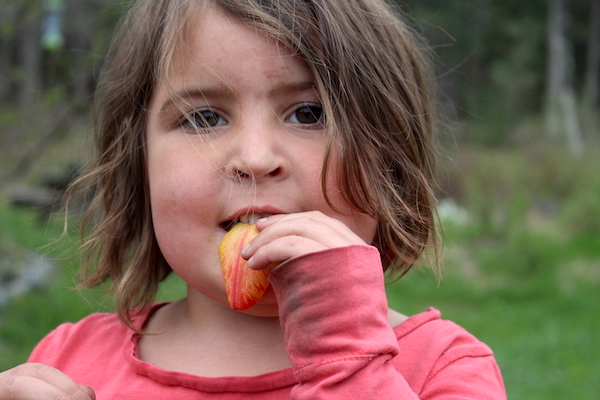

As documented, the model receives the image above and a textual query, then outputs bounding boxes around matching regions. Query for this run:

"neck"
[140,289,291,377]
[183,289,284,347]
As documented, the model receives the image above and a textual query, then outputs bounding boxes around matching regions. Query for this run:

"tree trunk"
[0,35,12,103]
[65,0,98,106]
[545,0,584,154]
[0,3,19,104]
[17,2,43,113]
[466,0,492,111]
[582,0,600,142]
[583,0,600,110]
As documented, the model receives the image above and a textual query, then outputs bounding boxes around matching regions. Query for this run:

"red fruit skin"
[219,223,270,310]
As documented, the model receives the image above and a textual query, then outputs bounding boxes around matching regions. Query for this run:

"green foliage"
[0,204,184,371]
[557,154,600,234]
[0,206,105,370]
[402,0,595,146]
[388,144,600,399]
[395,220,600,400]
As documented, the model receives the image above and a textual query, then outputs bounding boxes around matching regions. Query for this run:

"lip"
[220,206,287,231]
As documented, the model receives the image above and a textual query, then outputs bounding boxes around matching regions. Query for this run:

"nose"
[225,118,290,184]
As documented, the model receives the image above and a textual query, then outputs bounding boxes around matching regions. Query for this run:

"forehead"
[161,5,311,91]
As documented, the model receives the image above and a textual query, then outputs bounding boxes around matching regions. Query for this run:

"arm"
[270,245,419,399]
[245,212,506,399]
[244,212,421,398]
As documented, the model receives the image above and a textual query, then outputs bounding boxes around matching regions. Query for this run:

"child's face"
[145,6,377,315]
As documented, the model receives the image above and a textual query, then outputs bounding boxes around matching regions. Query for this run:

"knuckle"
[55,393,77,400]
[1,371,35,399]
[30,362,60,380]
[0,372,18,398]
[0,364,83,400]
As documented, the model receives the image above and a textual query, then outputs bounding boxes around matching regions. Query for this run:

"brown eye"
[289,104,325,126]
[180,108,226,130]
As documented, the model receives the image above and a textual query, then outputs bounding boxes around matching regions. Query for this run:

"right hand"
[243,211,370,270]
[0,363,95,400]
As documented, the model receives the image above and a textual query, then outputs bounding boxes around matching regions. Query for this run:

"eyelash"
[288,103,325,127]
[178,103,325,132]
[179,108,226,131]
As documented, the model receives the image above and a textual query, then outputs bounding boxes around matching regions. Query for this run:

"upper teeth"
[238,213,273,225]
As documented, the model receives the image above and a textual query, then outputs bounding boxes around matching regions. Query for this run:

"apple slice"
[219,222,270,310]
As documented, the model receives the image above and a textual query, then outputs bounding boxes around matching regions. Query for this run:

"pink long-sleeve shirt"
[29,245,506,399]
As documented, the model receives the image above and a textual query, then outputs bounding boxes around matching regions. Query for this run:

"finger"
[243,211,371,271]
[79,385,96,400]
[2,376,90,400]
[254,211,365,249]
[257,211,347,234]
[287,211,367,244]
[242,219,327,263]
[244,213,363,267]
[1,364,94,400]
[247,235,327,269]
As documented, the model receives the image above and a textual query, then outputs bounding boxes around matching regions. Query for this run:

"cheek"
[319,154,378,245]
[148,162,188,222]
[146,148,219,237]
[148,140,216,198]
[149,171,218,229]
[147,151,224,282]
[354,215,378,245]
[332,205,378,245]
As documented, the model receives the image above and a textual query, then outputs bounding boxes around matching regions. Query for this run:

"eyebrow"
[268,80,316,97]
[157,86,232,120]
[157,80,316,119]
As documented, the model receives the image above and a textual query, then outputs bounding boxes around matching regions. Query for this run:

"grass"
[1,145,599,399]
[0,206,185,371]
[0,206,103,368]
[386,224,600,400]
[385,145,600,399]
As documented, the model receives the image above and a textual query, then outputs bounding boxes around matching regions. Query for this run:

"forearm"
[269,245,420,399]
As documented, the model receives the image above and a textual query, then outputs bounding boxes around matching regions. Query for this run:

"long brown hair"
[72,0,439,325]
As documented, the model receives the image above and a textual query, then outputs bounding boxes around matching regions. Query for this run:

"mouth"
[220,212,274,232]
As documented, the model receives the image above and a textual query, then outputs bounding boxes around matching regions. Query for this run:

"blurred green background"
[1,1,599,399]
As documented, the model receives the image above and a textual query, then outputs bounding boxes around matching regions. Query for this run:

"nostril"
[227,156,287,183]
[232,169,250,180]
[268,166,282,176]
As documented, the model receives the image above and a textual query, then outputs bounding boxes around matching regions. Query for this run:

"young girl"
[1,0,506,398]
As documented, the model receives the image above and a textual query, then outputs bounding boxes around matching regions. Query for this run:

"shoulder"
[394,308,495,359]
[391,308,505,396]
[28,304,165,365]
[28,311,127,364]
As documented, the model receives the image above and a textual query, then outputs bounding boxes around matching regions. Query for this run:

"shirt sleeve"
[268,244,506,400]
[28,322,74,364]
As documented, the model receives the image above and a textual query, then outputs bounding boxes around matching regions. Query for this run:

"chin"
[240,287,280,317]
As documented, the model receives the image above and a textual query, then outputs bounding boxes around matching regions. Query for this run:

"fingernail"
[241,244,250,257]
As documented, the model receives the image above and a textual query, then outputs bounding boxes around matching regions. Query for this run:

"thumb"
[79,385,96,400]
